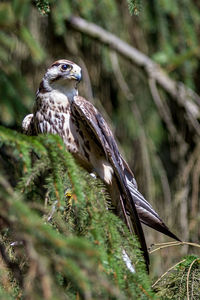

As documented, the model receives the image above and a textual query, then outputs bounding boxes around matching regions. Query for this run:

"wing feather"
[22,114,35,135]
[72,96,150,269]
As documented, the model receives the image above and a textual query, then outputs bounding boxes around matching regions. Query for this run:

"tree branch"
[67,16,200,135]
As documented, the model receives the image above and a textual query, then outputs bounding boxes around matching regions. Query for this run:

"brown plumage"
[22,59,181,271]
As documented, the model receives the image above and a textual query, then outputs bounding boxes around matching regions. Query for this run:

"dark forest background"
[0,0,200,299]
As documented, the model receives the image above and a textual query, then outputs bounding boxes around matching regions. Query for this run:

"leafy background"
[0,0,200,299]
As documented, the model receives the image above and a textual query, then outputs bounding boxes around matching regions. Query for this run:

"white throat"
[43,77,78,102]
[51,80,78,101]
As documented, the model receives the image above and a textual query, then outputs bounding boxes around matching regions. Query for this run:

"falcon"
[22,59,180,269]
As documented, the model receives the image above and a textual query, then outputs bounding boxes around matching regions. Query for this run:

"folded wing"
[72,96,150,269]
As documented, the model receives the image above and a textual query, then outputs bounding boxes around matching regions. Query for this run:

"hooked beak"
[71,70,82,82]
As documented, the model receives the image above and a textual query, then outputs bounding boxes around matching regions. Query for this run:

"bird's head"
[46,59,82,83]
[41,59,82,98]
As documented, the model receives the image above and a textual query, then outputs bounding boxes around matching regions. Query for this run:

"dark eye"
[61,64,71,71]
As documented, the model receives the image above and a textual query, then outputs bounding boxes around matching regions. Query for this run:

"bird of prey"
[22,59,180,269]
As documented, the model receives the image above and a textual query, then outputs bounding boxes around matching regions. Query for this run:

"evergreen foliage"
[36,0,50,15]
[127,0,141,15]
[0,126,154,299]
[154,255,200,299]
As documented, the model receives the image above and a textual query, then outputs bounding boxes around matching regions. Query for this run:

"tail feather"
[125,177,181,242]
[108,178,150,271]
[135,204,181,241]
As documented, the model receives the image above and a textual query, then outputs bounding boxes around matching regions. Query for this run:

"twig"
[182,141,200,184]
[149,78,177,137]
[148,78,187,153]
[152,259,186,288]
[149,241,200,254]
[191,271,195,300]
[178,272,186,300]
[151,241,182,247]
[149,241,180,251]
[186,258,199,300]
[149,143,172,219]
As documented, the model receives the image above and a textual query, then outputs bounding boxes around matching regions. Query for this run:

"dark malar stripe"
[38,80,50,93]
[51,75,62,82]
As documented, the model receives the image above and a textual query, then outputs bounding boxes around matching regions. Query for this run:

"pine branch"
[0,127,154,299]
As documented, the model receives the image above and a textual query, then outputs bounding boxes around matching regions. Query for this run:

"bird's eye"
[61,64,71,71]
